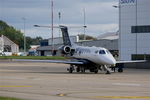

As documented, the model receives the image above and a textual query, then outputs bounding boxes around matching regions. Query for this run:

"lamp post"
[83,8,86,40]
[51,0,54,56]
[34,1,55,56]
[34,25,52,28]
[34,25,55,55]
[22,17,26,55]
[58,12,61,37]
[113,5,121,60]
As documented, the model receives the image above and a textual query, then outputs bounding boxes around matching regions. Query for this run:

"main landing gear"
[67,65,86,73]
[67,65,112,74]
[67,65,99,74]
[67,65,74,73]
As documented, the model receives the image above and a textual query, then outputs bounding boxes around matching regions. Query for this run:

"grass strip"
[0,96,22,100]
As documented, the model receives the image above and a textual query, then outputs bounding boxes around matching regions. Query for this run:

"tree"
[26,36,43,49]
[78,34,97,40]
[0,20,43,51]
[0,20,24,49]
[31,36,42,45]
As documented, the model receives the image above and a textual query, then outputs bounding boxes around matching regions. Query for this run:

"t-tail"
[60,25,72,46]
[59,25,74,55]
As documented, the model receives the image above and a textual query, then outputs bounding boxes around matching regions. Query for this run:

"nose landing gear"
[103,65,111,74]
[67,65,74,73]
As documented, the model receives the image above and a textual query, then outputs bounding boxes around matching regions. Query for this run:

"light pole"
[113,5,121,60]
[83,8,86,40]
[51,0,55,56]
[58,12,61,37]
[35,0,55,56]
[22,17,26,55]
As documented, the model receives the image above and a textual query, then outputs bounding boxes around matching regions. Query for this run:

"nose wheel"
[103,65,111,74]
[67,65,74,73]
[94,69,98,73]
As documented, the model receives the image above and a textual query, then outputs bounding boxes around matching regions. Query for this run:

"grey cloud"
[0,0,118,38]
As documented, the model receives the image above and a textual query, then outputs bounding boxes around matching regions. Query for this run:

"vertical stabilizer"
[60,26,72,46]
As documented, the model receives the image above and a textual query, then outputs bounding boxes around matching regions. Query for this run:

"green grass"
[0,97,22,100]
[0,56,67,60]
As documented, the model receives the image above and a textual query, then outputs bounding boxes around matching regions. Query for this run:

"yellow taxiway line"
[57,92,150,99]
[58,94,65,97]
[92,96,150,99]
[0,86,32,87]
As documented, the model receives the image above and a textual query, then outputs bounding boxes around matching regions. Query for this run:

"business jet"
[15,25,146,74]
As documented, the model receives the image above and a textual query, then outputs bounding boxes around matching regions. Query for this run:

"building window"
[131,25,150,33]
[132,54,150,60]
[40,40,48,46]
[4,45,11,52]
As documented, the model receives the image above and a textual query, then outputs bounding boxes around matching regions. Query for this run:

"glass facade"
[132,54,150,60]
[131,25,150,33]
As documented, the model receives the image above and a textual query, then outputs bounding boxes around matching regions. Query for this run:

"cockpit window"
[106,50,110,54]
[99,50,106,54]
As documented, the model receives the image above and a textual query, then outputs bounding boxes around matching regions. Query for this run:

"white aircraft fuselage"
[16,25,145,74]
[72,45,116,66]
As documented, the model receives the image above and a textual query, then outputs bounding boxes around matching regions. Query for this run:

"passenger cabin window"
[95,50,98,53]
[99,50,106,54]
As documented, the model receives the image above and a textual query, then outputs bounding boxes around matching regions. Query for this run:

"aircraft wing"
[116,60,147,64]
[12,59,84,65]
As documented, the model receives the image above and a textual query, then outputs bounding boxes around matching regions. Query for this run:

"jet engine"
[59,45,71,54]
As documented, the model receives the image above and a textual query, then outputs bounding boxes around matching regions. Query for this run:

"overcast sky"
[0,0,119,39]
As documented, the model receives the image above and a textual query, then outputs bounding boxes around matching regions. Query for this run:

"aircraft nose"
[107,58,116,65]
[101,56,116,65]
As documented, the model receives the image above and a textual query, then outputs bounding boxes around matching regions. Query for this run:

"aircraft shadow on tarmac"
[1,70,106,75]
[25,71,106,75]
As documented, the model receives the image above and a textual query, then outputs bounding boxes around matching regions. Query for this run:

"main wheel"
[76,67,80,72]
[105,71,111,74]
[68,66,74,73]
[81,67,85,73]
[118,68,123,72]
[69,69,73,73]
[94,69,98,74]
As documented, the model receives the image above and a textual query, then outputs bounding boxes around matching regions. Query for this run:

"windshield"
[106,50,110,54]
[99,50,106,54]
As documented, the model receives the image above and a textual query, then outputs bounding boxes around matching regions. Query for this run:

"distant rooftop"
[97,31,119,40]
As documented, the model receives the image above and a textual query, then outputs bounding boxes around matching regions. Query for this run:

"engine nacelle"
[59,45,71,54]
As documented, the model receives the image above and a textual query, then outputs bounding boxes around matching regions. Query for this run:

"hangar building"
[37,36,79,56]
[0,35,19,55]
[119,0,150,61]
[37,34,118,56]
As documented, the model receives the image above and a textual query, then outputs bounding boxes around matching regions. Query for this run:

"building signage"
[120,0,136,5]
